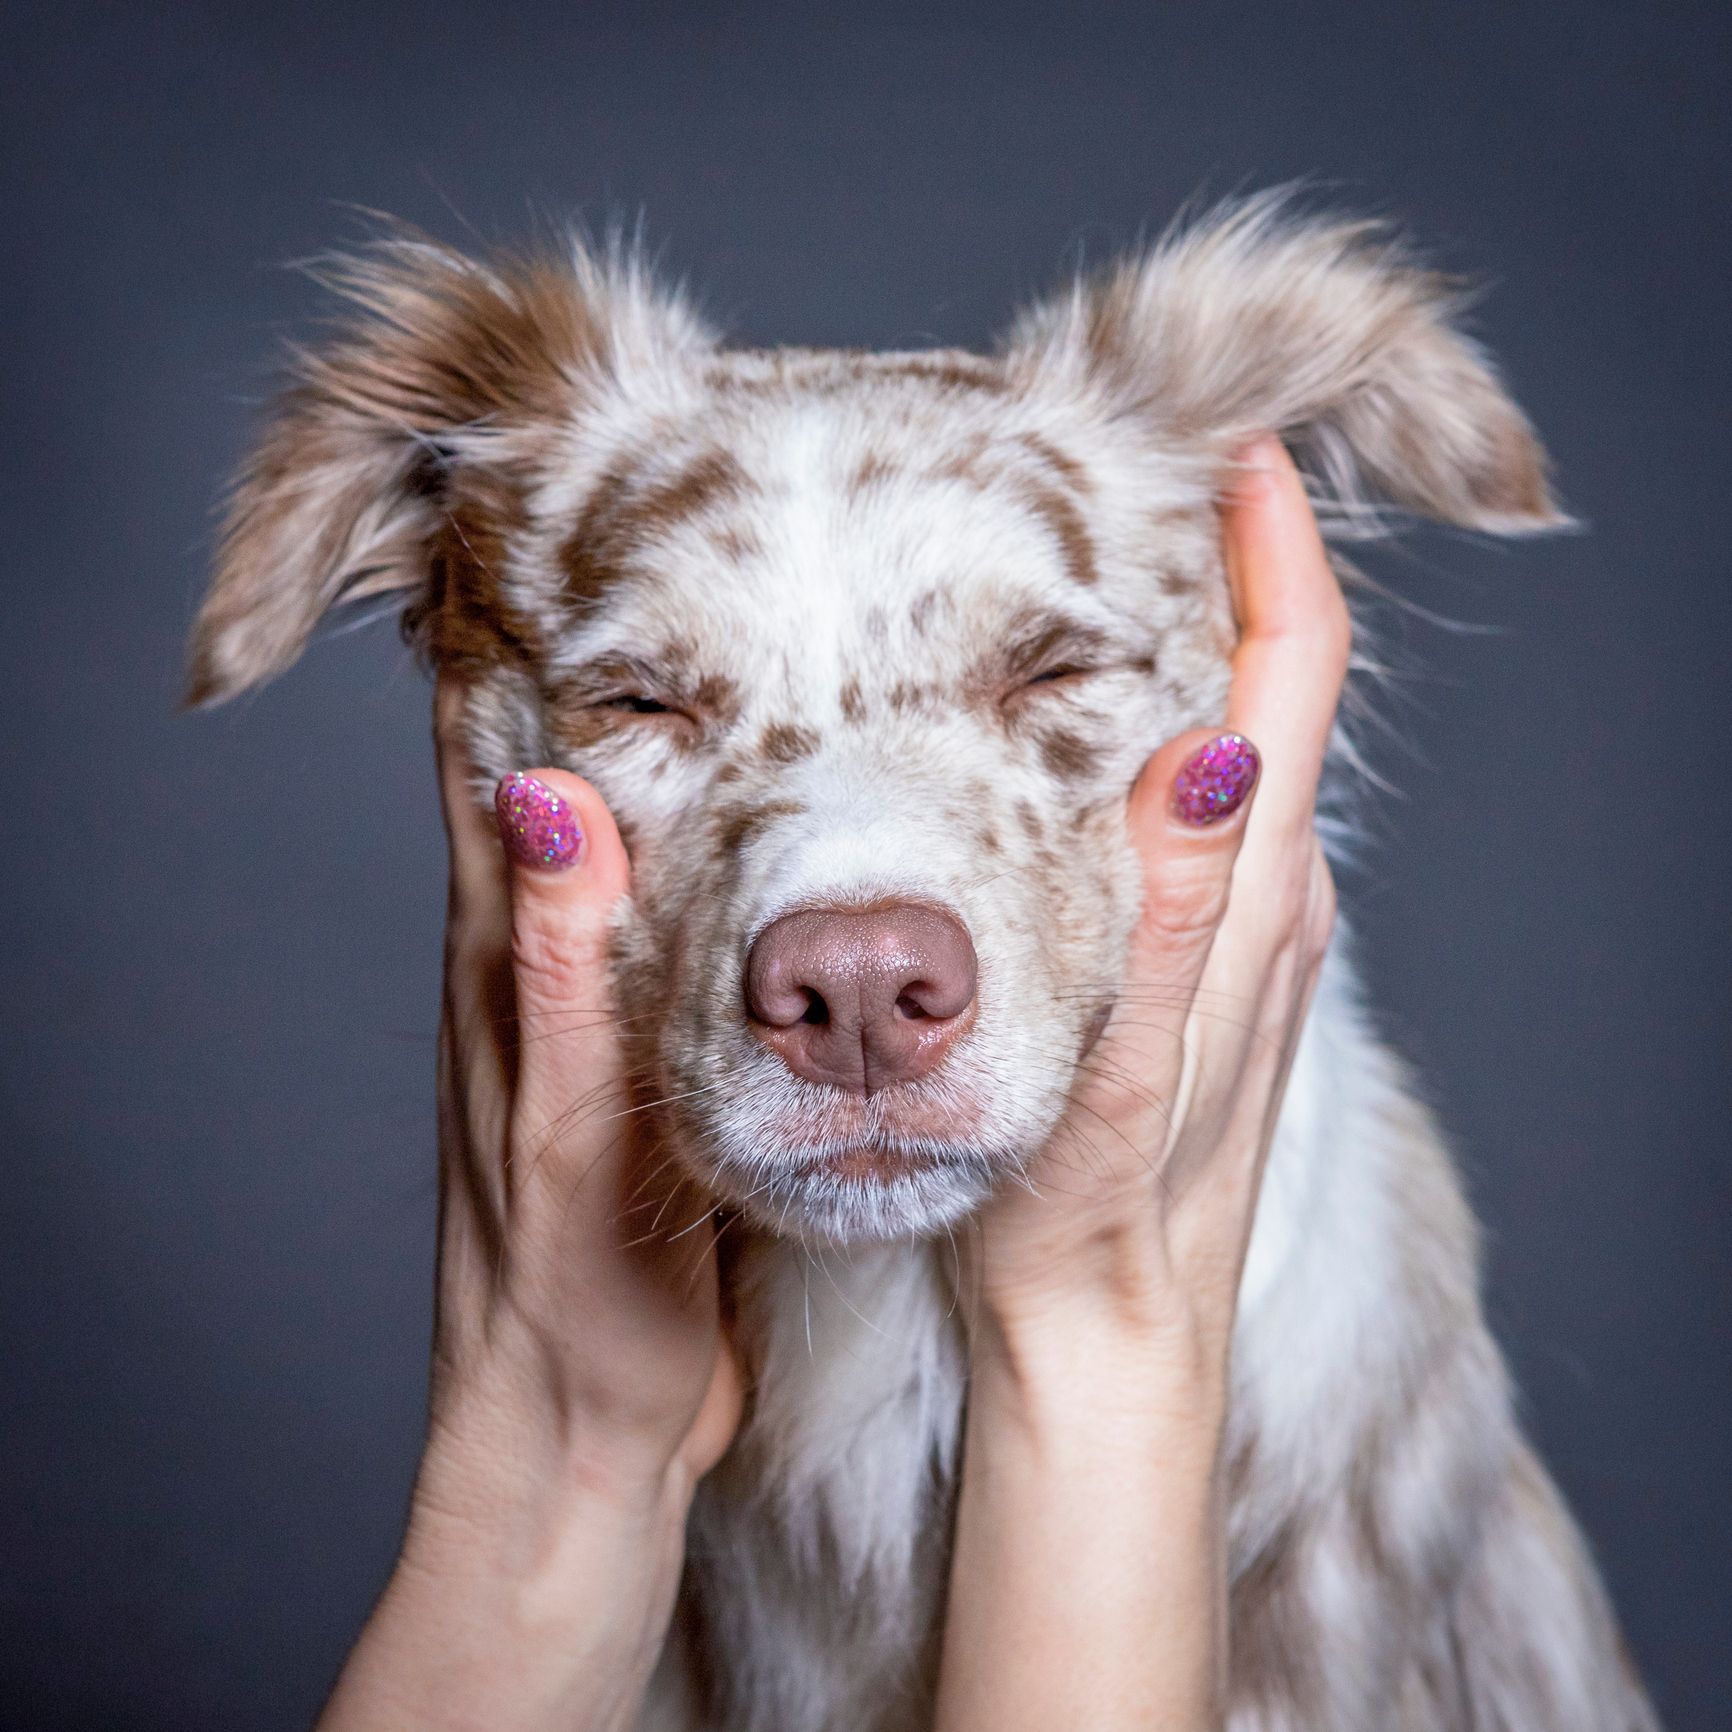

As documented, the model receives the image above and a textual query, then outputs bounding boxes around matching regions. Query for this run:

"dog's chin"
[703,1140,1004,1245]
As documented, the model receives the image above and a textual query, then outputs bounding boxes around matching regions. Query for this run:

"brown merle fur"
[189,194,1656,1732]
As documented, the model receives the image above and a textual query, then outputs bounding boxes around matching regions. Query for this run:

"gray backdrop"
[3,2,1726,1726]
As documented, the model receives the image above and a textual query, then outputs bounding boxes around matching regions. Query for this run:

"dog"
[188,193,1659,1731]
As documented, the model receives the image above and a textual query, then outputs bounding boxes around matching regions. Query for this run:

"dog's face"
[491,356,1234,1240]
[189,200,1560,1242]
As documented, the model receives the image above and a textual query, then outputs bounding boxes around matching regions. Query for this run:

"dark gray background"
[3,1,1726,1725]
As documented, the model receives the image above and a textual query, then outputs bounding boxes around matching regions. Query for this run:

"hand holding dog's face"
[970,440,1345,1373]
[188,201,1559,1245]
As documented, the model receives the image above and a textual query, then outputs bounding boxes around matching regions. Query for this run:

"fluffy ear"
[185,228,712,707]
[1004,192,1566,535]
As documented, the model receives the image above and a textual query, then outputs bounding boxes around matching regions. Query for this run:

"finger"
[1184,834,1338,1195]
[432,678,514,1199]
[1220,438,1352,847]
[1059,726,1262,1164]
[1122,726,1263,980]
[434,675,508,932]
[491,765,635,1181]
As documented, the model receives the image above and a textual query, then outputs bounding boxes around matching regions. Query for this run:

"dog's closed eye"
[1021,662,1100,688]
[599,693,678,715]
[990,614,1115,708]
[563,654,722,730]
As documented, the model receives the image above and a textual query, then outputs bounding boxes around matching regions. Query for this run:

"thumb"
[492,769,635,1194]
[1042,728,1263,1194]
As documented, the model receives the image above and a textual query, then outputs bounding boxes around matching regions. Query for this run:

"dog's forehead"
[539,350,1210,690]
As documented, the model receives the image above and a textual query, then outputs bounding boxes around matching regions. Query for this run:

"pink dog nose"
[744,903,978,1092]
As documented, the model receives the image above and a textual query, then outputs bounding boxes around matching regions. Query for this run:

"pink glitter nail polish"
[1172,733,1260,826]
[494,772,584,870]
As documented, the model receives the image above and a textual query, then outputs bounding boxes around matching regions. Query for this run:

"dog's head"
[190,197,1560,1243]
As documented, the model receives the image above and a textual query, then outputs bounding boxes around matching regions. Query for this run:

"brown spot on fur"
[908,589,943,635]
[848,451,899,497]
[543,696,623,755]
[974,822,1002,857]
[411,474,545,674]
[1014,799,1045,842]
[886,679,937,717]
[650,449,751,528]
[1025,839,1070,905]
[931,435,991,488]
[1037,727,1102,781]
[694,672,743,726]
[838,677,866,724]
[714,524,763,564]
[1018,472,1099,586]
[558,457,636,603]
[710,347,1004,405]
[714,798,804,855]
[558,447,754,602]
[881,354,1007,395]
[1016,430,1092,494]
[758,722,820,764]
[924,434,1100,587]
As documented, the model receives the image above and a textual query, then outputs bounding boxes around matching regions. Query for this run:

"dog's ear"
[185,229,712,707]
[1003,192,1565,535]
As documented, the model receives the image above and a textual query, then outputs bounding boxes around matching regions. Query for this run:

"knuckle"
[1306,865,1338,947]
[510,902,594,1010]
[1143,858,1232,949]
[1254,856,1336,977]
[1277,590,1352,679]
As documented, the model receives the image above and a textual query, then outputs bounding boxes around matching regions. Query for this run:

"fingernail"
[494,772,584,870]
[1172,734,1260,826]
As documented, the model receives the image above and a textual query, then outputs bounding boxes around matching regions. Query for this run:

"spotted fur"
[190,195,1658,1732]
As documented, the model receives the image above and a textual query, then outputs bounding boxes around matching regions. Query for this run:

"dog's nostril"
[743,902,978,1091]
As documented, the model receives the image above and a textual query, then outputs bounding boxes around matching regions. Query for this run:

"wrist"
[939,1294,1232,1732]
[404,1377,698,1595]
[317,1395,696,1732]
[393,1466,689,1686]
[970,1289,1231,1463]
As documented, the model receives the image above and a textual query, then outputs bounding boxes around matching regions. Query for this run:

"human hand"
[316,680,740,1732]
[970,435,1348,1382]
[422,676,741,1492]
[936,438,1349,1732]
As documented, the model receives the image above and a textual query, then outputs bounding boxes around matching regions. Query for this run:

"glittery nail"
[494,772,584,870]
[1171,734,1260,826]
